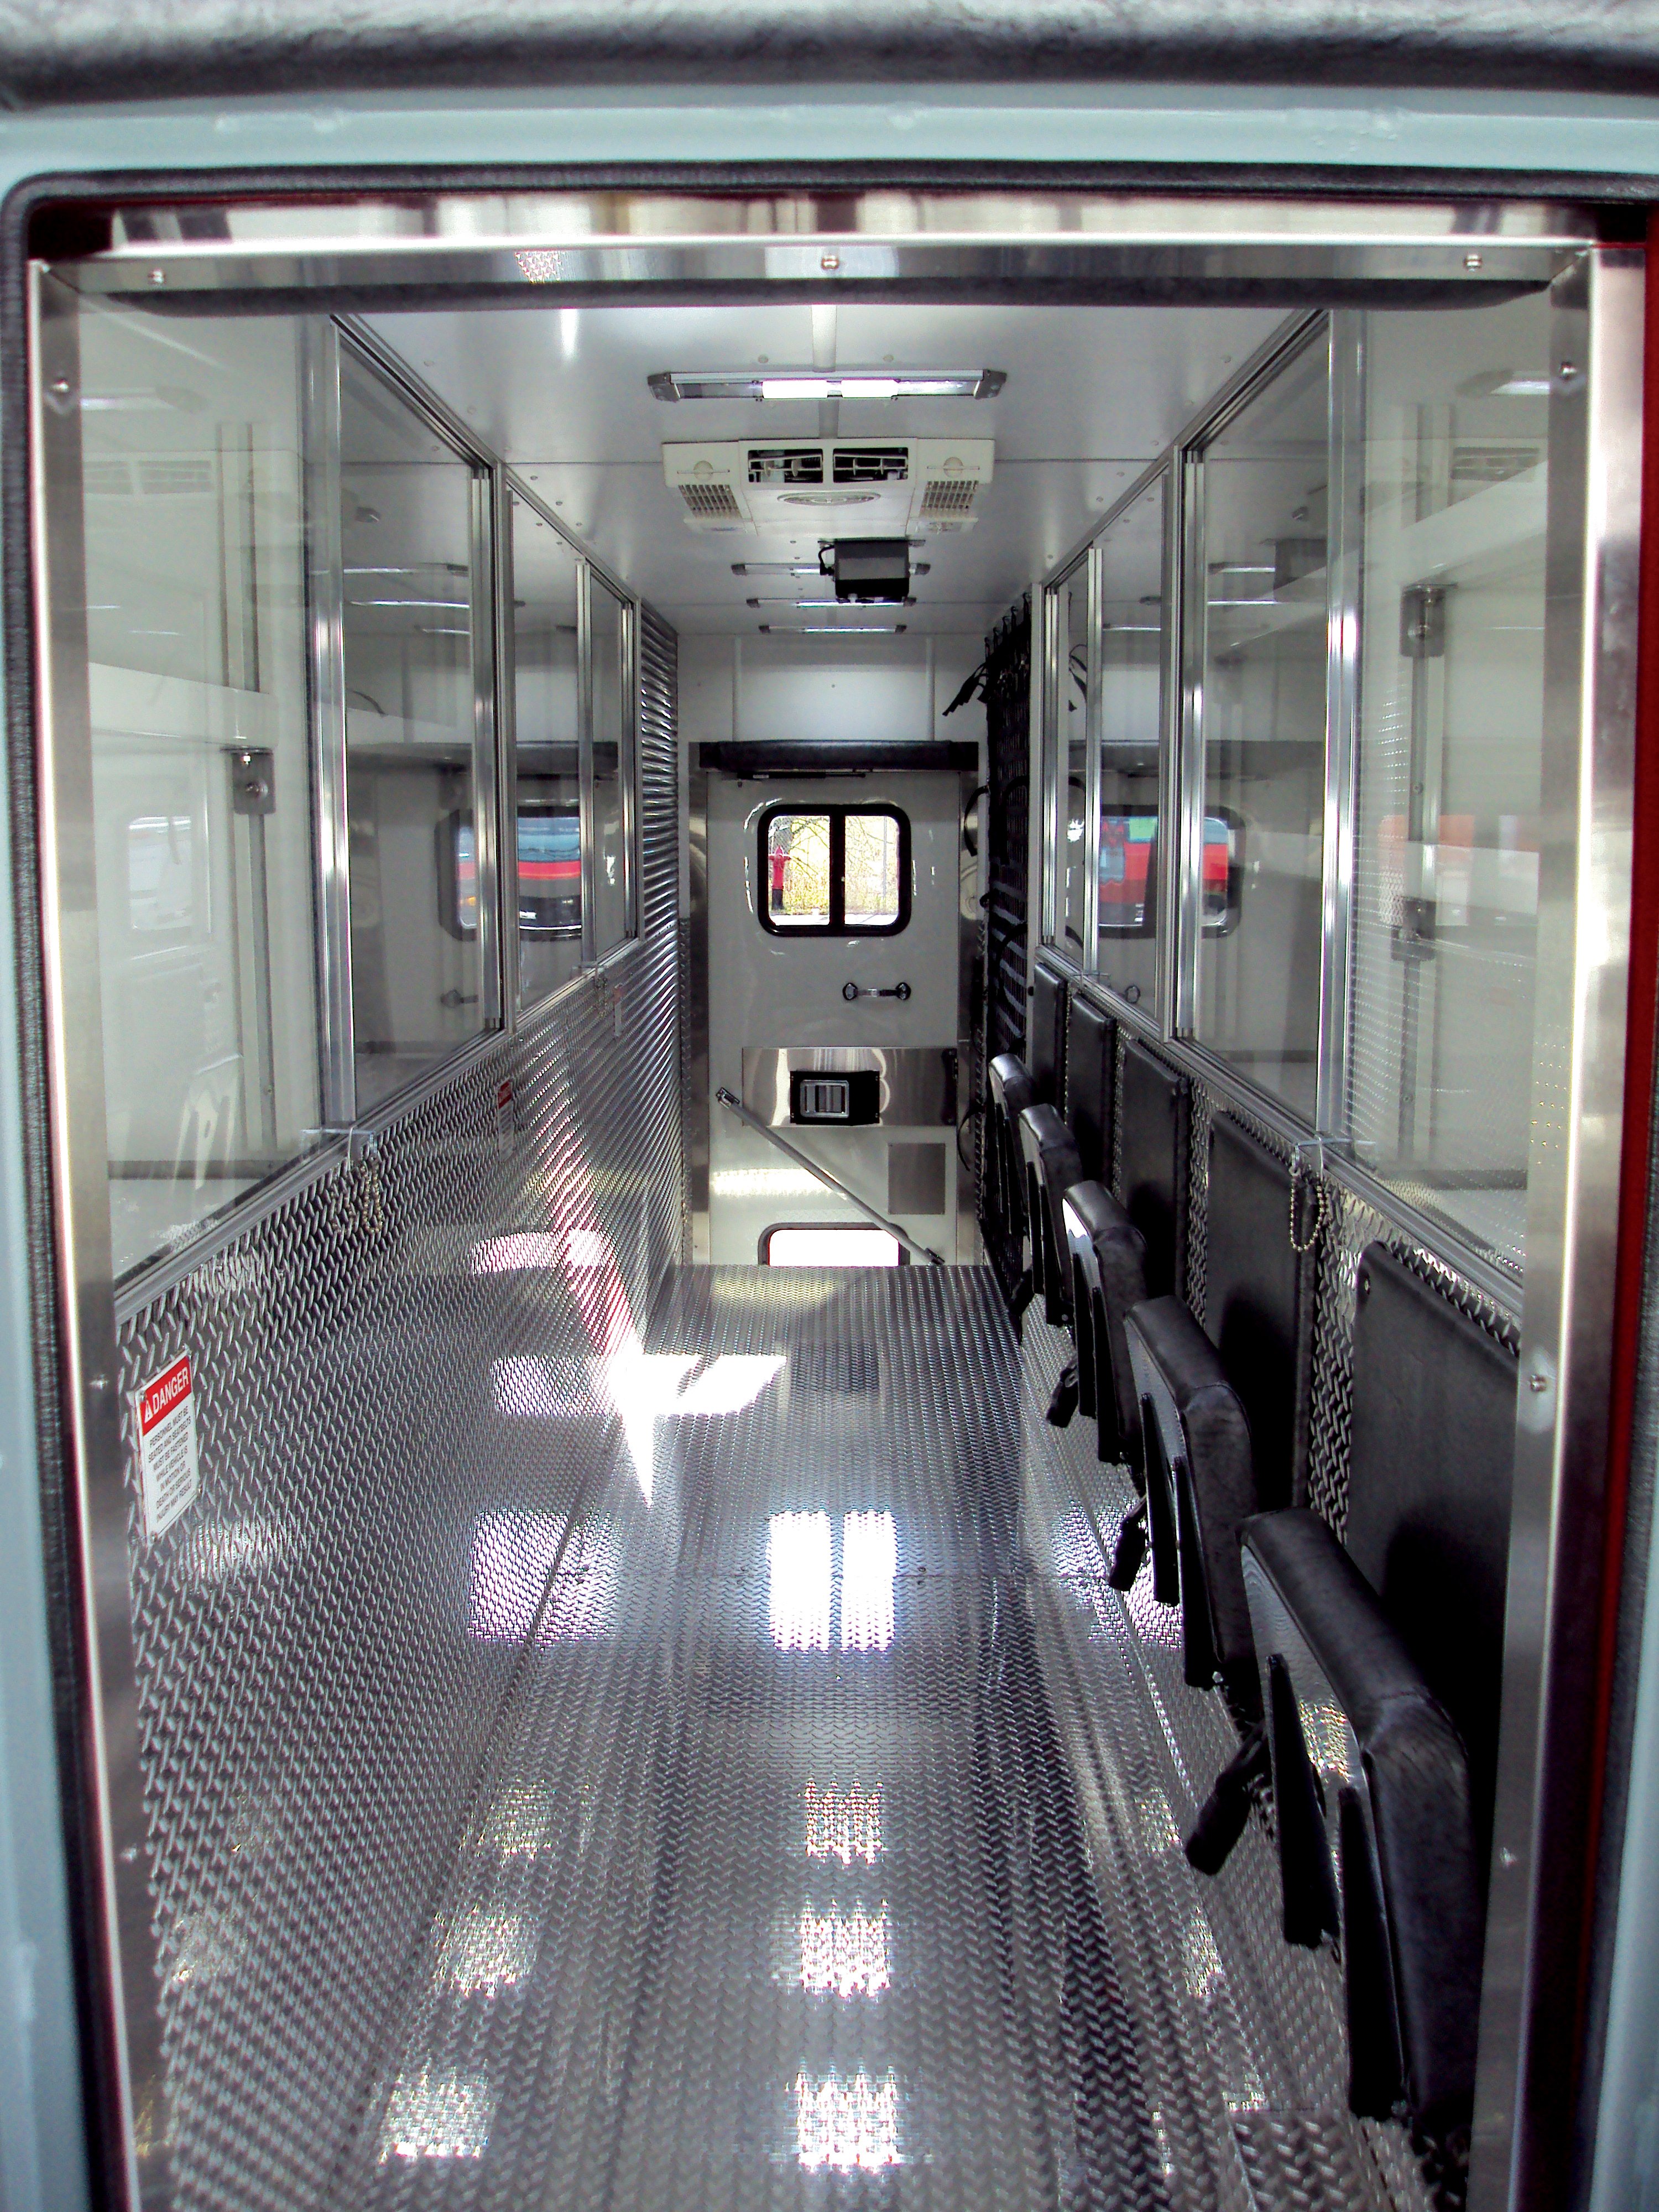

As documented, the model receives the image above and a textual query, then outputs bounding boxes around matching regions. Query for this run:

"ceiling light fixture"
[746,596,916,609]
[759,622,909,635]
[732,559,931,578]
[650,368,1005,403]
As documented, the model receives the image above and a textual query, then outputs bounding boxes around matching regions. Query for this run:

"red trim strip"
[1582,222,1659,2035]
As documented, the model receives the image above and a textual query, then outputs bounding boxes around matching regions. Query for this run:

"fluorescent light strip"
[652,367,1003,403]
[759,623,907,636]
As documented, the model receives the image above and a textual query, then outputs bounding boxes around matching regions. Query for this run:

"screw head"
[1465,252,1484,270]
[820,253,841,272]
[148,267,165,285]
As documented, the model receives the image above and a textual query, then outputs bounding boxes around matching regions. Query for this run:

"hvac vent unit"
[749,448,825,486]
[664,440,993,537]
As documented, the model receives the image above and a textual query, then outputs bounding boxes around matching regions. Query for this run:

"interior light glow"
[710,1167,824,1197]
[770,1511,833,1651]
[481,1778,558,1856]
[436,1906,536,1995]
[559,307,580,360]
[839,1511,897,1652]
[566,1228,611,1270]
[794,2067,901,2171]
[379,2068,495,2162]
[758,623,908,636]
[798,1902,891,1997]
[347,597,471,609]
[469,1232,562,1274]
[602,1339,699,1503]
[672,1353,786,1418]
[651,367,1004,403]
[804,1782,883,1864]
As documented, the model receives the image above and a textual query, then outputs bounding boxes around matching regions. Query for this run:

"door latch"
[842,979,911,1002]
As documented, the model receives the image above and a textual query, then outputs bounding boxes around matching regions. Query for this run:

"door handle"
[842,979,911,1003]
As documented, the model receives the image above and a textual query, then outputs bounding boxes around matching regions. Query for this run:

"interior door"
[704,770,967,1265]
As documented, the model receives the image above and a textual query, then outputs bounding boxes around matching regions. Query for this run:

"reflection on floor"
[342,1267,1435,2212]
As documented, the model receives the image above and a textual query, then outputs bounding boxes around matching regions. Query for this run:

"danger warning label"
[136,1353,200,1541]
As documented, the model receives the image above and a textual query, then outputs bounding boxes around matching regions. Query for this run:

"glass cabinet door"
[1052,559,1092,963]
[1188,328,1330,1119]
[1094,473,1168,1013]
[338,342,495,1112]
[586,571,634,961]
[509,493,582,1010]
[1345,295,1552,1278]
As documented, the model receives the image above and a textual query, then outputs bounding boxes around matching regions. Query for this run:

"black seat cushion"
[1242,1507,1484,2140]
[1204,1116,1310,1510]
[987,1055,1037,1239]
[1061,1180,1147,1467]
[1030,963,1067,1103]
[1066,995,1117,1184]
[1018,1103,1084,1326]
[1347,1243,1518,1859]
[1118,1039,1188,1299]
[1125,1294,1258,1713]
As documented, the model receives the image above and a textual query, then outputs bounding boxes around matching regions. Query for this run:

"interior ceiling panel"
[362,300,1286,635]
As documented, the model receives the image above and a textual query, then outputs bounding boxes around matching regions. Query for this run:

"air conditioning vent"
[679,482,744,519]
[833,447,909,485]
[919,478,979,517]
[138,457,217,497]
[748,448,824,486]
[84,458,134,497]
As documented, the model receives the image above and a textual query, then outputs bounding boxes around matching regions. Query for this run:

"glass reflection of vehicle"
[442,807,583,939]
[518,806,582,937]
[1098,810,1241,935]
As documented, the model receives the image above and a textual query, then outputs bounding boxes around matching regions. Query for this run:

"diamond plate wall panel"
[109,609,683,2210]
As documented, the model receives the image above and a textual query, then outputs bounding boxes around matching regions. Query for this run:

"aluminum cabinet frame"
[0,156,1655,2212]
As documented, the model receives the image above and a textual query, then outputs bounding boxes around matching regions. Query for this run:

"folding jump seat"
[1120,1114,1315,1872]
[1061,1181,1148,1473]
[1239,1243,1516,2142]
[1018,1103,1085,1329]
[987,1053,1036,1266]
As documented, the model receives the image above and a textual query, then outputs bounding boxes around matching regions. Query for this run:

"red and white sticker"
[136,1353,200,1541]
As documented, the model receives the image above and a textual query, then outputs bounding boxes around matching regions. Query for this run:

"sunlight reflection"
[436,1906,536,1995]
[770,1511,832,1650]
[469,1232,562,1274]
[378,2067,495,2162]
[839,1511,896,1652]
[804,1783,883,1865]
[793,2068,901,2171]
[481,1779,557,1856]
[799,1902,890,1998]
[672,1353,786,1418]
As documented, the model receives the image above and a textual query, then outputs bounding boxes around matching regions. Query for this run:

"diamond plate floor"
[336,1267,1433,2212]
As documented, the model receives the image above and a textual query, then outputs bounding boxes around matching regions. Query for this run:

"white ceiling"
[362,299,1289,638]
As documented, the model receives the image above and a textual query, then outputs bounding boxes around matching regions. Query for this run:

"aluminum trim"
[1317,310,1365,1139]
[685,760,711,1262]
[29,263,152,2212]
[578,557,596,967]
[1174,445,1206,1037]
[1470,244,1646,2212]
[470,462,503,1033]
[494,461,519,1033]
[301,315,353,1125]
[1083,540,1103,975]
[1155,455,1181,1031]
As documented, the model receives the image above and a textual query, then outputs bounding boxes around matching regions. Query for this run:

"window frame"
[756,801,912,938]
[760,1223,909,1266]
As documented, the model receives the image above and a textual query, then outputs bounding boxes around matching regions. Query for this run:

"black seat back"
[1018,1104,1083,1326]
[1126,1295,1260,1716]
[1030,962,1067,1103]
[1062,1183,1147,1468]
[1117,1039,1188,1299]
[987,1053,1036,1248]
[1204,1116,1310,1511]
[1066,995,1117,1184]
[1347,1243,1518,1859]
